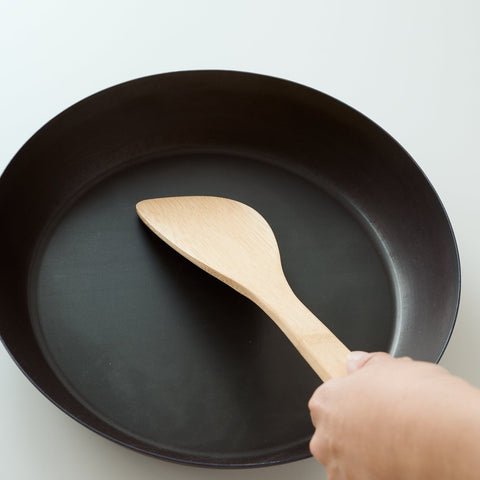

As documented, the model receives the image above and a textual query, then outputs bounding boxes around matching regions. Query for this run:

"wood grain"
[136,196,350,381]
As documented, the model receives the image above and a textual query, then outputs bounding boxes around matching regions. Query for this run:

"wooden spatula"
[136,196,350,381]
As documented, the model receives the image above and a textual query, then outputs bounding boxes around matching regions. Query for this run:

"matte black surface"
[0,71,460,467]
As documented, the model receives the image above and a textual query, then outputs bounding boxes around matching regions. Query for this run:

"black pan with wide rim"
[0,71,460,468]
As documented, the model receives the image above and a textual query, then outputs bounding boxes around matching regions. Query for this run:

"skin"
[308,352,480,480]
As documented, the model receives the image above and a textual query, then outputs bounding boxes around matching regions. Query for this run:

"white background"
[1,1,479,479]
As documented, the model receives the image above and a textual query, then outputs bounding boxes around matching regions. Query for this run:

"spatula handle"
[259,285,351,381]
[298,323,351,381]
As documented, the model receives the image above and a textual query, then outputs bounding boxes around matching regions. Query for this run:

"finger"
[346,351,392,374]
[346,351,370,373]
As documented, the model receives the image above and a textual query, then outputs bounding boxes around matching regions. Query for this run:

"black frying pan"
[0,71,460,468]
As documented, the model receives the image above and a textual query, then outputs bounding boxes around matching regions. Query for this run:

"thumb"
[346,351,392,374]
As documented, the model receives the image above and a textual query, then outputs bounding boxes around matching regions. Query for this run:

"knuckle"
[308,386,323,409]
[309,433,330,464]
[308,379,341,409]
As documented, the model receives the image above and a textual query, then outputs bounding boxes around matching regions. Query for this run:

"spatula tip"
[136,198,153,215]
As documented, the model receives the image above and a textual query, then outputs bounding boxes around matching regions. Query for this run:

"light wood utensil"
[136,196,350,381]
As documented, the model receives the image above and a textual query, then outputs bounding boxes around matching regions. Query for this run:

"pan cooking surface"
[0,71,459,467]
[30,152,393,459]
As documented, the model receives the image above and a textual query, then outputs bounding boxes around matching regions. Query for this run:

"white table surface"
[1,2,479,478]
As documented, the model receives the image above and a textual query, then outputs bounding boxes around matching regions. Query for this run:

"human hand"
[308,352,480,480]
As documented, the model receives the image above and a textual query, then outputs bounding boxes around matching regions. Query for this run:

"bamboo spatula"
[136,196,350,381]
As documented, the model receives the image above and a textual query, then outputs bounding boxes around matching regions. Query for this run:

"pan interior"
[29,151,394,460]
